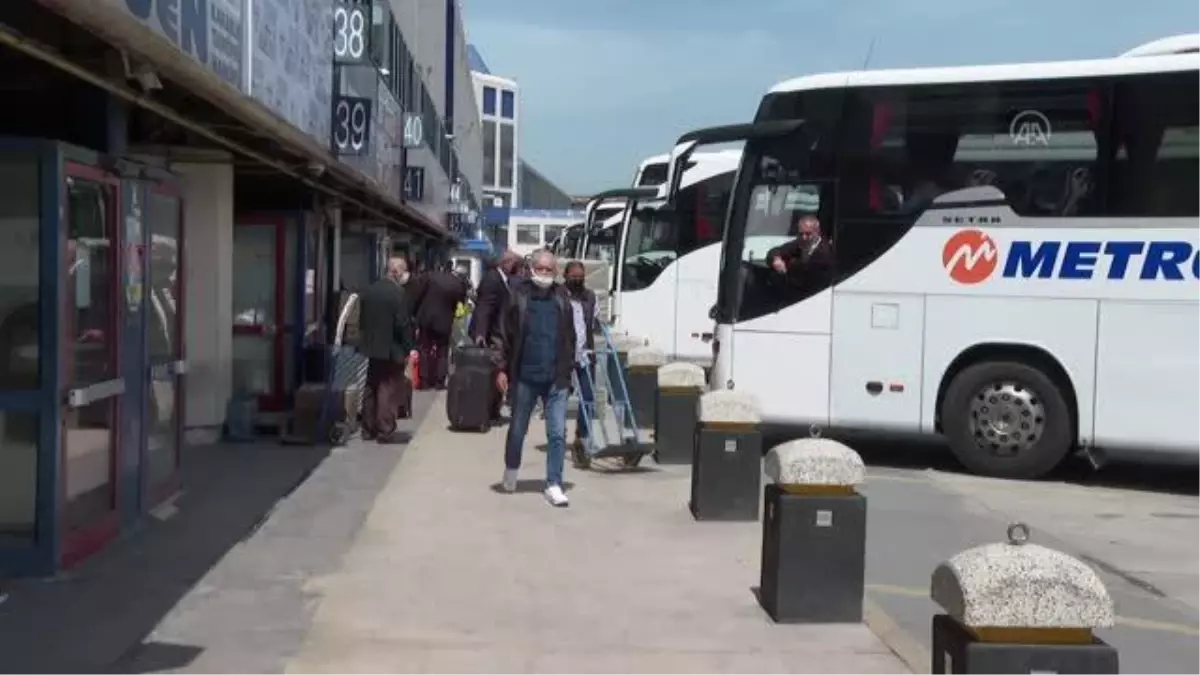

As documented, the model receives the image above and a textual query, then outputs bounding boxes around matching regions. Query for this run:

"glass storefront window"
[146,191,181,487]
[0,156,40,539]
[516,223,540,245]
[499,123,514,188]
[64,176,117,531]
[483,120,496,187]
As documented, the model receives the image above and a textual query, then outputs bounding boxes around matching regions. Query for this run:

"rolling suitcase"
[446,345,495,432]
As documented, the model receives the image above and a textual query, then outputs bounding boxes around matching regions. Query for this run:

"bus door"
[727,177,838,424]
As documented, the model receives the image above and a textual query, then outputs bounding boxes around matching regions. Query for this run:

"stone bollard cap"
[764,438,864,487]
[612,334,648,352]
[930,539,1115,629]
[658,362,706,388]
[628,345,668,368]
[698,389,761,424]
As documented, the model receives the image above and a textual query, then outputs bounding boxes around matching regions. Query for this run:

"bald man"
[357,256,417,442]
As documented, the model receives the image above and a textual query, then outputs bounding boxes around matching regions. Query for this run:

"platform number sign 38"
[333,2,369,64]
[332,96,372,155]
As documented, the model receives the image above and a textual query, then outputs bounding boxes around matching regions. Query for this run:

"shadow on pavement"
[489,479,576,494]
[763,427,1198,497]
[0,441,331,674]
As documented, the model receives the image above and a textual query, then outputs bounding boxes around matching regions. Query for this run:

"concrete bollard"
[930,523,1118,673]
[759,438,867,624]
[653,362,706,464]
[689,389,762,521]
[626,346,667,430]
[610,333,647,369]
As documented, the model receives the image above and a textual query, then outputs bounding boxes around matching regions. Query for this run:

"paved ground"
[2,386,1193,674]
[286,403,907,674]
[0,391,435,674]
[825,432,1200,674]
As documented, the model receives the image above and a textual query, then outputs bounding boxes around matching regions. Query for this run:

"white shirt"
[569,295,599,365]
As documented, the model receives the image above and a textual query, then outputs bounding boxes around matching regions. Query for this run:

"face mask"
[566,279,584,291]
[531,273,554,289]
[398,272,410,285]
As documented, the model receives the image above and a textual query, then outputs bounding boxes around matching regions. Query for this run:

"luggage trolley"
[317,292,370,445]
[571,323,652,469]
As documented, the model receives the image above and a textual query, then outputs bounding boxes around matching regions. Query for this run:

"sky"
[462,0,1198,196]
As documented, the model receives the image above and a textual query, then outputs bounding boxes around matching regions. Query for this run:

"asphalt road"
[831,434,1199,674]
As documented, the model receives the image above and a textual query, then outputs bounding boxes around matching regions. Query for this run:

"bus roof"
[767,50,1198,95]
[638,153,670,167]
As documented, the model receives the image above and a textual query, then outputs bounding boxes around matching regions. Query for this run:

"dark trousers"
[362,358,404,437]
[418,327,450,389]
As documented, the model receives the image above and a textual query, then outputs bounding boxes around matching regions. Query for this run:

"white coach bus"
[615,149,741,365]
[663,38,1198,478]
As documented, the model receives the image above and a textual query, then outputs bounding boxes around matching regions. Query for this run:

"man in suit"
[409,261,467,390]
[470,251,522,421]
[767,213,833,291]
[357,257,416,443]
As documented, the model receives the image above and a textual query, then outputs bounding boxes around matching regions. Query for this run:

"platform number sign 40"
[402,112,424,149]
[333,2,369,64]
[332,96,372,155]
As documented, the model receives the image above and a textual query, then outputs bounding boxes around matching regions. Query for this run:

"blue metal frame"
[0,138,64,576]
[0,138,188,577]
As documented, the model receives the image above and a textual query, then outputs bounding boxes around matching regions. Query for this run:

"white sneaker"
[544,484,569,507]
[501,469,519,493]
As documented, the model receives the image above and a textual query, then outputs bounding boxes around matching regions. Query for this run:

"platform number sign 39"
[333,2,369,64]
[332,96,372,155]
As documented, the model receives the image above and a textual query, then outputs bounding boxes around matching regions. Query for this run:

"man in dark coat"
[494,250,577,507]
[470,250,522,345]
[766,213,833,291]
[357,257,416,443]
[409,261,467,390]
[470,250,522,421]
[562,260,600,466]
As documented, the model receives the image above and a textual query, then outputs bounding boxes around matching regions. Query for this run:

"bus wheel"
[941,360,1072,479]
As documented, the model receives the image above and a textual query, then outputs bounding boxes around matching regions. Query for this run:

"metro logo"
[943,230,1200,283]
[943,229,998,284]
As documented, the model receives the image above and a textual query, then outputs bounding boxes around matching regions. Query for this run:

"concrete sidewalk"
[287,395,908,674]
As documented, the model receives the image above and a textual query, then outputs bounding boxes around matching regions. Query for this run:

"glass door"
[145,185,183,501]
[232,221,285,410]
[0,154,45,561]
[61,164,123,565]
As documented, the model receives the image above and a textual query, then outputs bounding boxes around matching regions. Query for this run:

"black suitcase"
[446,346,495,432]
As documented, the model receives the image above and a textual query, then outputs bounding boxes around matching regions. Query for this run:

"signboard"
[402,112,424,149]
[404,166,425,202]
[250,0,332,144]
[331,96,372,155]
[332,1,370,65]
[113,0,244,88]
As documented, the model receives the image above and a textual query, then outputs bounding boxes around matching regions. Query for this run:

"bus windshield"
[718,135,833,323]
[560,225,584,258]
[621,201,676,291]
[585,224,620,262]
[740,147,824,265]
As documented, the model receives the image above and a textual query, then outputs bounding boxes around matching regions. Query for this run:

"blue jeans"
[505,378,569,487]
[574,364,595,440]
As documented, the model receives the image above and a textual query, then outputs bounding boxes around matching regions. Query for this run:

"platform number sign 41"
[333,1,369,64]
[332,96,372,156]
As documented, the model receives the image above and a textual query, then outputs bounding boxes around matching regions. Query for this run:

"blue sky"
[463,0,1198,196]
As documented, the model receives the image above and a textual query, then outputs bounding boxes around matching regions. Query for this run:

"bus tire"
[941,360,1072,479]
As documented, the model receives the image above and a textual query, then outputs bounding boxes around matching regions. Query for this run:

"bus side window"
[1109,70,1199,218]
